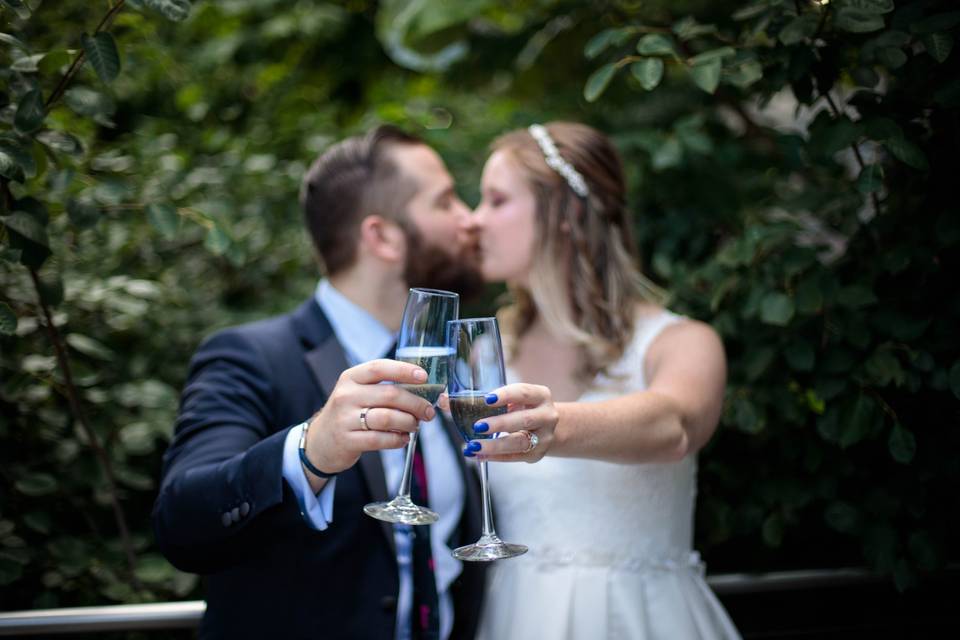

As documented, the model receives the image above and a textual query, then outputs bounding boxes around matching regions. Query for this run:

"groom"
[153,125,486,639]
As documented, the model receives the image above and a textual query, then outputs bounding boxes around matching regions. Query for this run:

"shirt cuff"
[282,422,337,531]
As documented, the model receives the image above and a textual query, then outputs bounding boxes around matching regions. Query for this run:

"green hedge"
[1,0,957,610]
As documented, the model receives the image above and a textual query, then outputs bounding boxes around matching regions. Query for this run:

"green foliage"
[1,0,957,617]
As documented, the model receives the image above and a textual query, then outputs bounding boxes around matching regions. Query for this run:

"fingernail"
[425,406,436,420]
[474,421,489,433]
[463,448,475,458]
[468,441,482,452]
[485,393,498,405]
[414,368,427,381]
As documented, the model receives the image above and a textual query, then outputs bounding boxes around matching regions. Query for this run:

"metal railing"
[0,567,887,636]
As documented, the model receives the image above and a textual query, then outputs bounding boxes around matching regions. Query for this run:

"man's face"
[388,144,484,299]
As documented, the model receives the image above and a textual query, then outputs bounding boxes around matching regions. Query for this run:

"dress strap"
[633,310,684,361]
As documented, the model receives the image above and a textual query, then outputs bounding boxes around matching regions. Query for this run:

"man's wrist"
[298,420,338,479]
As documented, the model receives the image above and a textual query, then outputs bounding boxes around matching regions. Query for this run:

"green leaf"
[583,63,617,102]
[9,52,44,71]
[948,361,960,400]
[923,33,953,63]
[688,47,736,66]
[888,423,916,464]
[837,285,877,308]
[142,0,193,22]
[779,14,818,45]
[37,130,84,156]
[725,58,763,88]
[839,0,894,14]
[690,58,721,94]
[1,0,30,19]
[147,203,179,239]
[80,32,120,84]
[877,46,907,69]
[1,211,49,248]
[23,512,51,535]
[851,66,880,88]
[15,473,58,496]
[744,346,777,381]
[672,17,717,41]
[795,277,823,314]
[651,137,682,170]
[760,292,794,326]
[636,34,676,57]
[885,135,929,170]
[784,341,815,372]
[584,28,630,60]
[857,164,883,194]
[14,89,44,134]
[136,553,176,584]
[120,422,156,455]
[839,393,879,449]
[910,11,960,35]
[0,302,16,335]
[761,513,784,547]
[835,9,886,33]
[825,501,861,533]
[0,32,29,52]
[733,3,769,21]
[67,198,100,230]
[630,58,664,91]
[0,558,23,586]
[204,223,231,255]
[0,139,29,182]
[865,348,905,387]
[66,334,114,360]
[64,87,116,126]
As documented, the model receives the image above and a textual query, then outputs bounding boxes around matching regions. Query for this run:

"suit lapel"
[298,302,396,555]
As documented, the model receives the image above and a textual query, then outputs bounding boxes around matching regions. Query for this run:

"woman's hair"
[492,121,665,378]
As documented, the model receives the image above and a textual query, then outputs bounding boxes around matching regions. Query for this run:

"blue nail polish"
[468,441,482,452]
[474,421,489,433]
[485,393,498,405]
[463,449,475,458]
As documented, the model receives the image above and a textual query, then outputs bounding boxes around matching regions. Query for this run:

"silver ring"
[360,407,371,431]
[521,430,539,453]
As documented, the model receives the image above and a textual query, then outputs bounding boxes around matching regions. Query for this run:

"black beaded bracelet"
[298,420,338,479]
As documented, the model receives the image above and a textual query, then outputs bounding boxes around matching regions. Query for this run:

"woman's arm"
[472,320,726,464]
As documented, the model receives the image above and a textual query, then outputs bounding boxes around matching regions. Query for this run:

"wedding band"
[521,430,539,453]
[360,407,371,431]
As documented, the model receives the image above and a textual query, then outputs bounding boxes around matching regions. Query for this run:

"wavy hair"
[492,122,665,378]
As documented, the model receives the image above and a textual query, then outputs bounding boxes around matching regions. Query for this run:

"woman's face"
[469,149,538,286]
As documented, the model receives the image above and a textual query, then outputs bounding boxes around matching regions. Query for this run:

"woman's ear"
[359,215,405,264]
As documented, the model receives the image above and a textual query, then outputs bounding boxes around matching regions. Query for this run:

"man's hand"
[302,359,435,490]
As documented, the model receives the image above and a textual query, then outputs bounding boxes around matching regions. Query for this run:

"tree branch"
[822,91,882,217]
[28,268,142,591]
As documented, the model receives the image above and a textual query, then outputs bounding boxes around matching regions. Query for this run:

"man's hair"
[299,125,423,274]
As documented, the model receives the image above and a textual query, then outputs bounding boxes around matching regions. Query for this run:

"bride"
[460,122,741,639]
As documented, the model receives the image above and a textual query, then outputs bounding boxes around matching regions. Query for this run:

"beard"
[402,226,486,302]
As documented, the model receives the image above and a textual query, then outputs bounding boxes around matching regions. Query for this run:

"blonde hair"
[493,122,666,378]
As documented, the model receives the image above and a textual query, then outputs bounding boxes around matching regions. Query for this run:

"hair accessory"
[528,124,590,198]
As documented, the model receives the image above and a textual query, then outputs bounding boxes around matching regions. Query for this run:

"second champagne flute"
[363,287,458,525]
[446,317,528,561]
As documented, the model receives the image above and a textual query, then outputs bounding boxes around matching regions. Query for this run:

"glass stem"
[396,427,419,499]
[479,459,496,537]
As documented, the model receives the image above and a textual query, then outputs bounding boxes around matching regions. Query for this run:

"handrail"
[0,567,922,635]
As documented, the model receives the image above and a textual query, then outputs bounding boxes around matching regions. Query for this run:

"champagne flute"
[364,288,459,525]
[446,317,528,561]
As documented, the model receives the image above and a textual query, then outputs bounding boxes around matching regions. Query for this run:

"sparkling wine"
[396,346,451,405]
[449,392,506,441]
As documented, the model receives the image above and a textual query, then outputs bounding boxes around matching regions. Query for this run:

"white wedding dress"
[477,311,741,640]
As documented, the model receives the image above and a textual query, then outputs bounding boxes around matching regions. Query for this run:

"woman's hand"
[462,383,558,463]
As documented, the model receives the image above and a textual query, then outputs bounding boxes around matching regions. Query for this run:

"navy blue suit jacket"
[153,300,485,639]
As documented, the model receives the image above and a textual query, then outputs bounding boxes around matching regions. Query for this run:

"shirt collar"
[314,279,396,366]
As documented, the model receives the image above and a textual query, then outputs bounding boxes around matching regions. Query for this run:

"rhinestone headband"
[527,124,590,198]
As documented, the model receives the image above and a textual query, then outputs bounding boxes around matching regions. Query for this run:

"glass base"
[452,534,528,562]
[364,495,439,525]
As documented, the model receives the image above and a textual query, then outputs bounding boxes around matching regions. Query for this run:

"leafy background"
[1,0,958,614]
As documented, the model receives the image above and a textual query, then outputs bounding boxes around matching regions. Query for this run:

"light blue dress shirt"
[281,279,464,640]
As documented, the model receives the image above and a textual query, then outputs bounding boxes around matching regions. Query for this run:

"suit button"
[221,512,232,527]
[239,501,250,517]
[231,507,240,523]
[380,595,397,613]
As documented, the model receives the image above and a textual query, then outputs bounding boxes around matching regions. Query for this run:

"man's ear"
[359,215,405,264]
